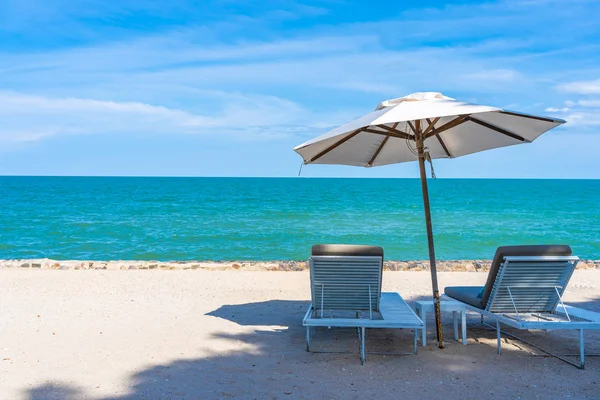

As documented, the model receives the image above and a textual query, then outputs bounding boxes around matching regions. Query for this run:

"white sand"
[1,270,599,400]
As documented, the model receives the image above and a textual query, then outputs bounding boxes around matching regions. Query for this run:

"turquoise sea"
[0,177,598,261]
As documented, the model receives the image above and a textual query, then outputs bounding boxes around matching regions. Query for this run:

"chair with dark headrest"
[310,244,384,315]
[441,245,600,369]
[303,244,423,364]
[445,245,574,311]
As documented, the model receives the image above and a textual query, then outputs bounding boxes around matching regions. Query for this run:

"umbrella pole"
[416,134,444,349]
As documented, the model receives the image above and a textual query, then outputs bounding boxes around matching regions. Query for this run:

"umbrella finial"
[375,92,454,110]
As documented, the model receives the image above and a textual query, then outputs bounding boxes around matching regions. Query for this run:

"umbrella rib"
[363,128,410,140]
[373,124,412,139]
[367,136,390,167]
[424,116,469,139]
[499,110,562,123]
[435,133,452,158]
[366,122,400,166]
[423,117,440,136]
[426,117,453,157]
[467,116,527,142]
[309,128,363,163]
[407,121,418,135]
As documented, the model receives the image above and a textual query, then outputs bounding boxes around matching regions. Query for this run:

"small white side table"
[414,300,467,346]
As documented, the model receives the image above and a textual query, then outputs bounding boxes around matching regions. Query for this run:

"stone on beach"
[0,258,598,271]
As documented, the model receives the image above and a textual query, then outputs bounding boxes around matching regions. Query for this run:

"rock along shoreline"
[1,259,599,271]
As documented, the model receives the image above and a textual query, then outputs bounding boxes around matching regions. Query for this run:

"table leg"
[461,310,467,345]
[453,311,459,341]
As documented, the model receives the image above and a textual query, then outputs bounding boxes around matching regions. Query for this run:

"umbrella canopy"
[295,92,564,167]
[294,92,565,348]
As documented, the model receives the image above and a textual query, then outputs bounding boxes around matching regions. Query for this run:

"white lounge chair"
[302,244,423,364]
[444,245,600,369]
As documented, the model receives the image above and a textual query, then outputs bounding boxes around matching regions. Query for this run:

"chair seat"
[303,292,423,328]
[444,286,484,309]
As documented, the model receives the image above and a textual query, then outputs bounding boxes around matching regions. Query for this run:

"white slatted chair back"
[310,255,383,315]
[486,256,579,314]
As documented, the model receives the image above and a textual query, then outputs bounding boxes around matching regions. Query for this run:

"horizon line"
[0,175,598,180]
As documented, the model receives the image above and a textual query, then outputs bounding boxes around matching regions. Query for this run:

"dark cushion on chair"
[480,245,572,308]
[311,244,384,258]
[444,286,485,309]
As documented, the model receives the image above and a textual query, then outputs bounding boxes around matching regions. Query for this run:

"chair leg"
[360,327,366,365]
[414,328,418,354]
[497,321,501,355]
[580,329,585,369]
[306,327,310,352]
[421,309,427,347]
[461,310,467,345]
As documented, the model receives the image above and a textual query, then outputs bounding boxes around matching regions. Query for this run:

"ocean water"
[0,177,598,261]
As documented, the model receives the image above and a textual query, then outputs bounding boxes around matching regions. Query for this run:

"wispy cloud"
[558,79,600,94]
[545,107,570,112]
[461,69,523,83]
[555,112,600,127]
[544,96,600,127]
[577,99,600,107]
[0,90,346,145]
[0,92,210,143]
[0,0,599,176]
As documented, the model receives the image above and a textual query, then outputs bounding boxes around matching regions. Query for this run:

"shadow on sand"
[23,297,600,400]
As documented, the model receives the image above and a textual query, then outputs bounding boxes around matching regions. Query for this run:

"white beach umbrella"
[293,92,565,348]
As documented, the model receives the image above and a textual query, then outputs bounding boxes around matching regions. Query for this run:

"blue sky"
[0,0,599,178]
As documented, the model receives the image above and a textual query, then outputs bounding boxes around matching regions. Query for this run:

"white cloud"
[559,112,600,126]
[0,37,537,114]
[0,0,598,176]
[461,69,522,82]
[3,0,595,109]
[1,0,598,152]
[0,91,341,145]
[558,79,600,94]
[543,102,600,127]
[577,99,600,107]
[0,33,381,77]
[544,94,600,128]
[0,92,213,142]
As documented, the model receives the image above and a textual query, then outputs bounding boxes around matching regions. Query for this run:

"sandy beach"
[1,269,599,400]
